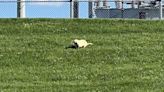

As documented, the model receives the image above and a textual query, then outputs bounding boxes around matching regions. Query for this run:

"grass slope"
[0,19,164,92]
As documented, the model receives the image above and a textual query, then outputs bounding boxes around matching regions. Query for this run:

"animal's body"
[72,39,93,48]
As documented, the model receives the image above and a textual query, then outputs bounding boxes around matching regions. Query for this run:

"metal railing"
[0,0,163,19]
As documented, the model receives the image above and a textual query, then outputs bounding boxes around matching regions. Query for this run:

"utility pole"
[17,0,26,18]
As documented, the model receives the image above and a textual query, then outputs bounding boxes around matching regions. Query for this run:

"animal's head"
[73,39,79,43]
[72,39,79,48]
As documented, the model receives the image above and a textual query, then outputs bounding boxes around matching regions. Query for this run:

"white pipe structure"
[17,0,26,18]
[103,0,108,7]
[95,0,108,8]
[115,0,123,9]
[132,0,140,8]
[115,0,138,9]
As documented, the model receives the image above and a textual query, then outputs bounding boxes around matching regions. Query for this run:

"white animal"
[72,39,93,48]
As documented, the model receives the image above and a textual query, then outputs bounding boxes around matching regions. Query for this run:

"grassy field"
[0,19,164,92]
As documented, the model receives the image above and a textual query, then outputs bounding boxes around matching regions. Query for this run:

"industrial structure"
[70,0,163,19]
[94,0,163,19]
[17,0,163,19]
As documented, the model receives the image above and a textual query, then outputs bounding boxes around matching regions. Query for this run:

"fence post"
[74,0,79,18]
[70,0,79,18]
[159,0,163,20]
[88,1,93,18]
[70,0,73,18]
[17,0,26,18]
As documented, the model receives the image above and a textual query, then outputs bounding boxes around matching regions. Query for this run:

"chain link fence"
[0,0,163,19]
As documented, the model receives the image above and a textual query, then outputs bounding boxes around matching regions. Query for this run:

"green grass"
[0,19,164,92]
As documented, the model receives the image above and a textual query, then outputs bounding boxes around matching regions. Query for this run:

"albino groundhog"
[66,39,93,49]
[73,39,93,48]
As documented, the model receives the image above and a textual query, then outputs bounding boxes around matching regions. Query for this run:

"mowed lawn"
[0,19,164,91]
